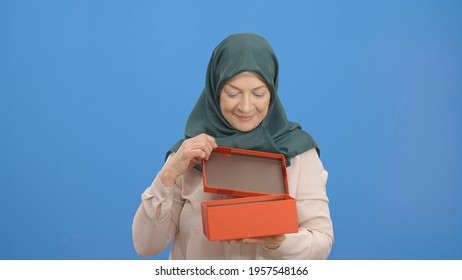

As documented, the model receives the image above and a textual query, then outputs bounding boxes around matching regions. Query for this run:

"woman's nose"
[238,94,252,113]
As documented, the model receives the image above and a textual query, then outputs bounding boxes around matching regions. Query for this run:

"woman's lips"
[236,114,254,122]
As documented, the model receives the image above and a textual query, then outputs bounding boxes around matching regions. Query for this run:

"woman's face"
[219,72,271,132]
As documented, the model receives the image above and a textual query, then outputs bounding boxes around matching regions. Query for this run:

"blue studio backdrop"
[1,0,461,259]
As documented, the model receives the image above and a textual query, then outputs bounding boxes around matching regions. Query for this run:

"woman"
[132,33,334,259]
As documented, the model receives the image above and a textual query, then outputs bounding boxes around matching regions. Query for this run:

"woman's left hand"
[224,234,286,250]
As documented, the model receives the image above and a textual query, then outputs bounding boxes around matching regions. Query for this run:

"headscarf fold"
[168,33,319,168]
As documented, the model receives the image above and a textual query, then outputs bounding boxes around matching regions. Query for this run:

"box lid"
[202,146,289,197]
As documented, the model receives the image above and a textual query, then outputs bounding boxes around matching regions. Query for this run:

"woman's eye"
[227,91,239,97]
[253,91,267,97]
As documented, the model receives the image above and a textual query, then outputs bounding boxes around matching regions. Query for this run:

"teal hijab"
[168,33,319,167]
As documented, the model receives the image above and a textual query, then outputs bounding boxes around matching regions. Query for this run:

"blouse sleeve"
[132,165,185,257]
[264,148,334,259]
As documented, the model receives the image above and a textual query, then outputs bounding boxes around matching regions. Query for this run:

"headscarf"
[167,33,319,168]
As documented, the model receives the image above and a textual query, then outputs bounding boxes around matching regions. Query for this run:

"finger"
[202,136,217,152]
[197,133,217,150]
[188,149,207,160]
[240,238,264,245]
[187,140,213,154]
[269,234,286,241]
[205,137,218,158]
[190,141,215,160]
[204,134,218,148]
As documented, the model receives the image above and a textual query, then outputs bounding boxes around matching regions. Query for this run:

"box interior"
[204,151,286,195]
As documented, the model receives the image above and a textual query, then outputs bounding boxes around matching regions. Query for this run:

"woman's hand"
[159,133,217,187]
[224,234,286,250]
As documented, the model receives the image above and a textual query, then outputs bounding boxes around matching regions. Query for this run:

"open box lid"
[202,146,289,197]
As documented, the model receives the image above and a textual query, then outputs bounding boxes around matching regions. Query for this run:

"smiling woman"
[132,33,333,260]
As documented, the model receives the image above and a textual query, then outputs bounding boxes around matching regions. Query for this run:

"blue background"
[1,0,461,260]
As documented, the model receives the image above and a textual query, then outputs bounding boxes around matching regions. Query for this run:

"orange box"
[201,146,298,241]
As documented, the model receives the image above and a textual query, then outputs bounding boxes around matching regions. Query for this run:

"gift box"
[201,146,298,241]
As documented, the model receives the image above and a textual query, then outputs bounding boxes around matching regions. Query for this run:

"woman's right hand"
[159,133,217,187]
